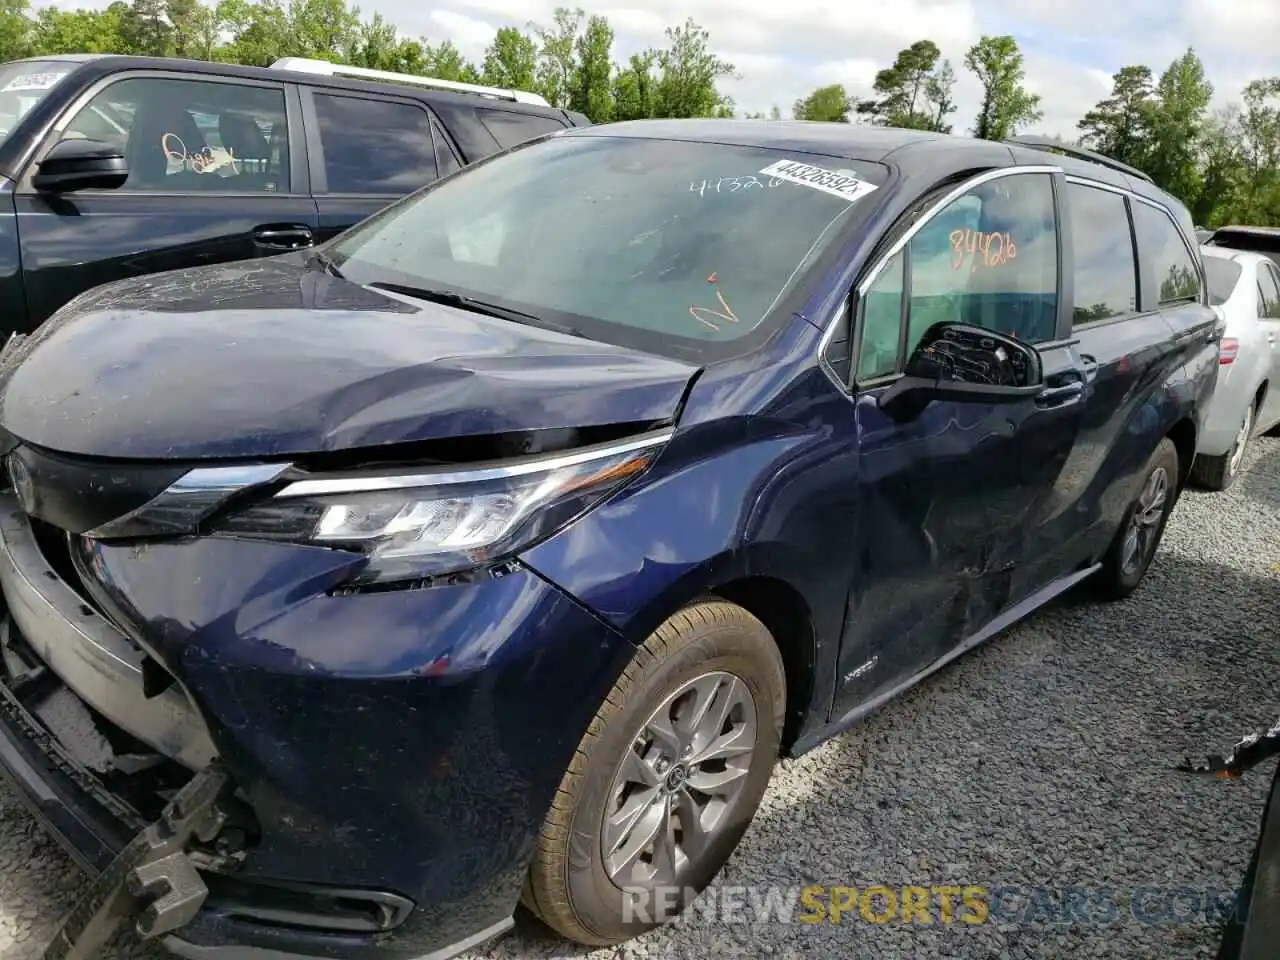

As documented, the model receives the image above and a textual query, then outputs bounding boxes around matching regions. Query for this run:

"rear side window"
[1131,202,1201,305]
[1202,257,1242,307]
[1258,264,1280,319]
[313,94,436,195]
[431,118,462,178]
[475,108,566,149]
[1067,182,1137,325]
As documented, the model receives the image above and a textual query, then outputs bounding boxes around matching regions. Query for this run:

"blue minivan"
[0,121,1219,959]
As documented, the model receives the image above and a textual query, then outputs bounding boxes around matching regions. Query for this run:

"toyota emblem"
[7,454,35,514]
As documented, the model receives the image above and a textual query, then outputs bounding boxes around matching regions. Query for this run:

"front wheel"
[1093,437,1179,600]
[522,599,786,946]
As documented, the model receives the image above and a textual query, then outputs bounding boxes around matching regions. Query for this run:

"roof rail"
[268,57,551,107]
[1003,135,1155,184]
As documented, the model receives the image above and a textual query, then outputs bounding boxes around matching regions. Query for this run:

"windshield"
[328,135,885,362]
[1202,255,1242,306]
[0,61,76,141]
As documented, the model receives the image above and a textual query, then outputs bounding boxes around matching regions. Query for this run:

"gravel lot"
[3,438,1278,960]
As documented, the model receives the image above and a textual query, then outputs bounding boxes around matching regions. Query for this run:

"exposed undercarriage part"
[40,765,241,960]
[1177,715,1280,778]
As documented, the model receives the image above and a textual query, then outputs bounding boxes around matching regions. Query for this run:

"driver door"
[833,169,1090,714]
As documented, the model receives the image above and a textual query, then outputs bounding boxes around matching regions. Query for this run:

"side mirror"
[32,138,129,193]
[878,322,1044,420]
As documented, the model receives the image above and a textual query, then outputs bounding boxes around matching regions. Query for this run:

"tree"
[612,50,657,121]
[857,40,956,131]
[1077,65,1155,171]
[793,84,853,122]
[652,17,734,119]
[569,14,612,122]
[964,35,1042,140]
[0,0,35,61]
[532,6,582,109]
[481,26,536,92]
[120,0,171,56]
[1145,48,1213,208]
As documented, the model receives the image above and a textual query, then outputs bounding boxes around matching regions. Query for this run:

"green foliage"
[856,40,956,132]
[793,84,852,123]
[964,35,1042,141]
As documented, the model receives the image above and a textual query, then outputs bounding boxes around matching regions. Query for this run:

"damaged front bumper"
[0,488,633,960]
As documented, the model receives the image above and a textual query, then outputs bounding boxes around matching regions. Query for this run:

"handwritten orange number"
[160,133,239,175]
[690,289,740,331]
[950,228,1017,271]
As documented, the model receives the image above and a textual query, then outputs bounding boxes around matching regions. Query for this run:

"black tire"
[1093,437,1179,601]
[522,599,786,946]
[1190,401,1254,492]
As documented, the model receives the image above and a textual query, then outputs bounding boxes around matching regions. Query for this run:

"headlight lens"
[212,433,669,583]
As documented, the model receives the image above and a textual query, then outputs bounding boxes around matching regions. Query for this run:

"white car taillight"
[1219,338,1238,365]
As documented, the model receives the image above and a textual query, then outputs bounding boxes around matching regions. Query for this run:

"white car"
[1195,246,1280,489]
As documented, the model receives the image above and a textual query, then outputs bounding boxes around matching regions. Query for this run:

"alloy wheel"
[1121,465,1169,576]
[601,670,759,888]
[1228,403,1254,479]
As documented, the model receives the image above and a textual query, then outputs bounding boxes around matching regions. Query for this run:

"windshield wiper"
[368,281,555,329]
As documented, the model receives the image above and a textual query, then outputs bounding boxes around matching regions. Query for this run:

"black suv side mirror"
[878,322,1044,420]
[32,139,129,193]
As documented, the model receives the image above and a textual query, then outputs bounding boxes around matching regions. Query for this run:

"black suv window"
[431,118,462,177]
[1131,201,1201,305]
[313,94,436,195]
[61,77,289,193]
[475,108,566,149]
[1068,182,1137,325]
[857,172,1059,380]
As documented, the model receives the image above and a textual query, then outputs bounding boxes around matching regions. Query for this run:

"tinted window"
[313,94,435,194]
[1068,183,1137,324]
[329,137,881,363]
[1206,230,1280,270]
[431,118,462,177]
[1258,264,1280,320]
[476,108,566,149]
[908,173,1058,348]
[1203,256,1242,306]
[1131,202,1201,304]
[857,251,904,380]
[61,77,289,192]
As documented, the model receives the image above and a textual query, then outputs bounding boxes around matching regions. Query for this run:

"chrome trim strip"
[86,462,293,539]
[276,429,675,498]
[0,494,217,769]
[815,164,1064,379]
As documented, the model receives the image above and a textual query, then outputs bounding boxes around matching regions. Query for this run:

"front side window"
[1131,202,1201,305]
[1068,182,1138,325]
[328,136,883,362]
[61,77,289,193]
[853,172,1059,382]
[313,94,436,195]
[476,108,566,150]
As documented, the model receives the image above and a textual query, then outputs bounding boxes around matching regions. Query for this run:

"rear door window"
[312,93,436,195]
[431,117,462,177]
[1131,202,1202,305]
[1067,182,1138,325]
[475,108,566,149]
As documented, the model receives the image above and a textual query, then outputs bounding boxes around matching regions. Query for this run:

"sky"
[394,0,1278,137]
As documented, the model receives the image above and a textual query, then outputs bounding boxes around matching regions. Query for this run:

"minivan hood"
[0,259,698,460]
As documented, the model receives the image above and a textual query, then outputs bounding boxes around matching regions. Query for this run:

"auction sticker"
[3,72,66,92]
[758,159,878,202]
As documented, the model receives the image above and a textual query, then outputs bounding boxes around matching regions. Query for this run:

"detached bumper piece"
[41,765,239,960]
[1178,715,1280,778]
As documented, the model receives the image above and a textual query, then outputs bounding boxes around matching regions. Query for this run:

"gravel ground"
[2,438,1278,960]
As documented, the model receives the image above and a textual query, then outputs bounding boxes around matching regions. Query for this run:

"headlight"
[211,431,671,584]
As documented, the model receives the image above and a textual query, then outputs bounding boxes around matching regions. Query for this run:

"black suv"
[0,54,588,334]
[1204,225,1280,270]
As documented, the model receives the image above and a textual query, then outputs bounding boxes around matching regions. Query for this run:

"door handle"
[1036,381,1084,407]
[252,225,314,250]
